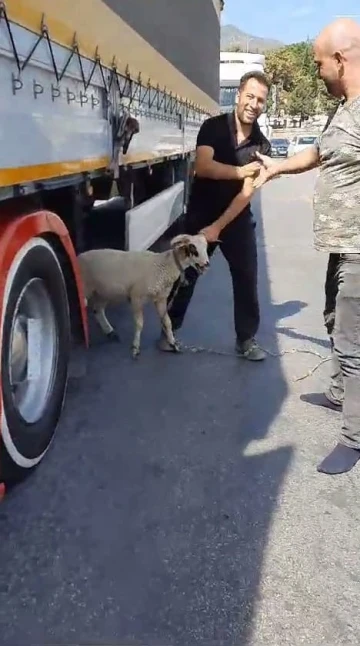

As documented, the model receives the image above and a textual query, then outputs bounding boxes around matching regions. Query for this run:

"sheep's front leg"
[91,300,120,342]
[154,298,181,352]
[130,298,144,358]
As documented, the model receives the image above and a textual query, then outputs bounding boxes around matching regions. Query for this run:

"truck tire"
[0,237,70,485]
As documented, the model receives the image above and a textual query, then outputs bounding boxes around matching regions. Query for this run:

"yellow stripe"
[0,157,109,187]
[6,0,219,113]
[0,150,196,184]
[122,150,187,165]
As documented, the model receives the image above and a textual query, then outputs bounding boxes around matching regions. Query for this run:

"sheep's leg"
[91,300,120,342]
[130,299,144,358]
[154,299,181,353]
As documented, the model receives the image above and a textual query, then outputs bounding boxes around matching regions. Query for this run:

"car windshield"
[271,139,288,145]
[298,136,317,145]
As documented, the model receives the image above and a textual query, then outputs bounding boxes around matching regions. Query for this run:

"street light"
[246,37,254,53]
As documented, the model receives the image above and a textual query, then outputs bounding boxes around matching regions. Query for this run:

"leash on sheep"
[168,285,331,382]
[167,270,189,310]
[180,343,331,383]
[167,267,331,383]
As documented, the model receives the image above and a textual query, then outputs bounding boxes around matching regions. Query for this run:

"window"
[220,59,245,64]
[271,139,289,146]
[298,136,317,145]
[220,86,237,107]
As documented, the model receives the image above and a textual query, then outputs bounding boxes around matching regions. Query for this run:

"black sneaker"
[236,338,266,361]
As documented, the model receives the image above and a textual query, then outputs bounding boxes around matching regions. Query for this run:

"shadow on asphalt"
[276,325,330,350]
[0,192,294,645]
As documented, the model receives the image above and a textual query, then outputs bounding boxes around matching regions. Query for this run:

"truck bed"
[6,0,219,112]
[1,0,220,188]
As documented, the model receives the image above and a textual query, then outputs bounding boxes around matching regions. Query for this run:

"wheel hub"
[10,315,28,385]
[8,278,58,424]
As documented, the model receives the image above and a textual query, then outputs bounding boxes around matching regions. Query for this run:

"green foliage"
[265,41,338,117]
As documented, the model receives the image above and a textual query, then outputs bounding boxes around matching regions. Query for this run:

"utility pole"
[271,84,277,115]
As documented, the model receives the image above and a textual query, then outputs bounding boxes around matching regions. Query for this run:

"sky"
[221,0,360,44]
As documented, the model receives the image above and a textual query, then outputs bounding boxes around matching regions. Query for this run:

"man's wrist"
[269,165,280,178]
[213,217,224,232]
[235,166,245,180]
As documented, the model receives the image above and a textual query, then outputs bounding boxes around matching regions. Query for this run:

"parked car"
[270,137,289,157]
[287,134,318,157]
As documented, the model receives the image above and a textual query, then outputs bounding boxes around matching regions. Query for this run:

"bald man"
[255,18,360,475]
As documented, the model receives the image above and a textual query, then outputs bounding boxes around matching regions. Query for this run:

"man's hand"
[255,152,276,169]
[253,153,278,188]
[252,166,275,189]
[200,222,222,244]
[238,161,261,179]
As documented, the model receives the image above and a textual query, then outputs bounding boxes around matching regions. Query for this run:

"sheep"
[78,233,209,358]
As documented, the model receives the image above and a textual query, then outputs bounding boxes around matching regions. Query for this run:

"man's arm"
[195,146,261,181]
[194,118,260,181]
[210,134,271,233]
[200,178,254,242]
[258,144,320,177]
[215,177,254,231]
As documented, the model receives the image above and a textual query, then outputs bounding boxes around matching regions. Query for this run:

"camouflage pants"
[324,253,360,448]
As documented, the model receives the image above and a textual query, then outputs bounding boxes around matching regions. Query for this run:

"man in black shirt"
[159,71,271,360]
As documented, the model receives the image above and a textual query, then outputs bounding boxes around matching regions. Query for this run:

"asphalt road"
[1,171,360,646]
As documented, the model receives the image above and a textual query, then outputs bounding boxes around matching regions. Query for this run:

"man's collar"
[231,110,262,142]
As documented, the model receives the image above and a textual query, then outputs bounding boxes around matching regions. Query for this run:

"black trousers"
[167,212,260,343]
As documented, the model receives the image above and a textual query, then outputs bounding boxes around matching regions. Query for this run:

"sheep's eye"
[188,244,199,256]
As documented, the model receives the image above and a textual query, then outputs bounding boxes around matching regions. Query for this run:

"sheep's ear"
[170,234,191,248]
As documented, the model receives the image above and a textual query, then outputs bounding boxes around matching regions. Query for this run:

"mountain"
[221,25,284,53]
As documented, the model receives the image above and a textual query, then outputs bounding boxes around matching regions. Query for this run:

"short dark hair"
[238,70,270,92]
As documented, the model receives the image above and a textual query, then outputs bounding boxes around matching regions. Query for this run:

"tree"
[287,74,316,117]
[265,46,298,91]
[264,40,337,118]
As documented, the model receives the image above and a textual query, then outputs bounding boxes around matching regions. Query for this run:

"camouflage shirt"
[313,96,360,253]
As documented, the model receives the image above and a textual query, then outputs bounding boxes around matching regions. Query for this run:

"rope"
[179,343,331,383]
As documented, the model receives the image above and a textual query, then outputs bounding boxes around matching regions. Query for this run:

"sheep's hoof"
[106,330,120,343]
[132,346,140,359]
[157,337,182,353]
[171,341,182,353]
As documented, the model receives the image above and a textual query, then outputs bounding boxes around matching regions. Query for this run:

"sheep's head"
[170,234,210,274]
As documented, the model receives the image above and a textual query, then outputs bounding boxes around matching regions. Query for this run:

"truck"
[0,0,221,492]
[219,50,271,138]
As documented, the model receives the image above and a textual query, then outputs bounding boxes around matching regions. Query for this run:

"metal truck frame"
[0,0,221,492]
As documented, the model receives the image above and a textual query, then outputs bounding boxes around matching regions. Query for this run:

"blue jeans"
[326,254,360,448]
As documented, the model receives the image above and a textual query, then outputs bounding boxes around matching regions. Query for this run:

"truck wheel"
[0,237,70,485]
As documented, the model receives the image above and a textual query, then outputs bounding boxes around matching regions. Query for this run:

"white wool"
[77,234,209,357]
[79,248,182,304]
